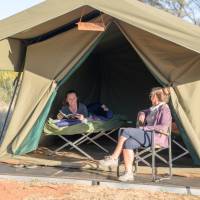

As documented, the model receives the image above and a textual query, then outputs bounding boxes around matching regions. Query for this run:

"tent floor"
[0,142,199,189]
[0,162,199,189]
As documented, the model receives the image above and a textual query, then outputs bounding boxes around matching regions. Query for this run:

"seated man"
[57,90,88,122]
[99,87,172,182]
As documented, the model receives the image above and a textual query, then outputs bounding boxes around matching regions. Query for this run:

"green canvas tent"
[0,0,200,165]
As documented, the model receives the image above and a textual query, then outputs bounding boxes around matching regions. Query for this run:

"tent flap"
[13,90,57,155]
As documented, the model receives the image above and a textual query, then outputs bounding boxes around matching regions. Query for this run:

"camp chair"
[172,135,189,162]
[44,115,125,159]
[117,127,172,182]
[170,122,189,162]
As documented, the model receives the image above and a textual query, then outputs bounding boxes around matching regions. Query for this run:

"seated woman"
[99,87,172,182]
[57,90,88,122]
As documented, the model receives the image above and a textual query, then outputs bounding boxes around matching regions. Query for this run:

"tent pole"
[0,72,22,141]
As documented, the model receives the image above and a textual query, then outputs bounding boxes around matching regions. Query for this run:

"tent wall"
[0,39,25,71]
[0,16,112,155]
[117,21,200,163]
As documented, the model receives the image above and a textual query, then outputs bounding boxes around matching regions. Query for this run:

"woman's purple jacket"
[139,104,172,148]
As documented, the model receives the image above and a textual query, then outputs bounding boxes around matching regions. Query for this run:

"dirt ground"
[0,180,199,200]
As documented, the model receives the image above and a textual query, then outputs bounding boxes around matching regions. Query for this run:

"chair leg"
[117,163,120,177]
[151,131,156,182]
[69,133,109,153]
[87,129,117,144]
[130,131,173,182]
[54,135,94,160]
[134,149,139,174]
[117,155,122,177]
[152,147,156,181]
[169,137,172,178]
[172,139,189,162]
[157,135,173,181]
[117,129,125,177]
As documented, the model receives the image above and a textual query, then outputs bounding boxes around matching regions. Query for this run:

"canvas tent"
[0,0,200,165]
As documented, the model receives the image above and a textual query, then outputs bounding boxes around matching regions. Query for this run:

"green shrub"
[0,72,18,104]
[0,71,18,132]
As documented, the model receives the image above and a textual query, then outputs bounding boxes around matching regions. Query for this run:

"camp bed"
[44,115,126,159]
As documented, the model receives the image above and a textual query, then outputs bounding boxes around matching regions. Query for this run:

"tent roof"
[0,0,200,48]
[0,1,90,40]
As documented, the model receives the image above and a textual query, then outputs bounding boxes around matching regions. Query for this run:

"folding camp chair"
[171,122,189,162]
[117,128,172,182]
[172,136,189,162]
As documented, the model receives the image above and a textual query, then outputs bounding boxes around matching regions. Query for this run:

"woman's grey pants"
[119,128,152,150]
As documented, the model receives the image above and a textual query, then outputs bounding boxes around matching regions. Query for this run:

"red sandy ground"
[0,180,199,200]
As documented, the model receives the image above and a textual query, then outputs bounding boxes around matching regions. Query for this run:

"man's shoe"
[99,156,118,167]
[118,171,134,182]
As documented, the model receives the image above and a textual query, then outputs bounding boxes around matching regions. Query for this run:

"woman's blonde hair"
[150,87,171,103]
